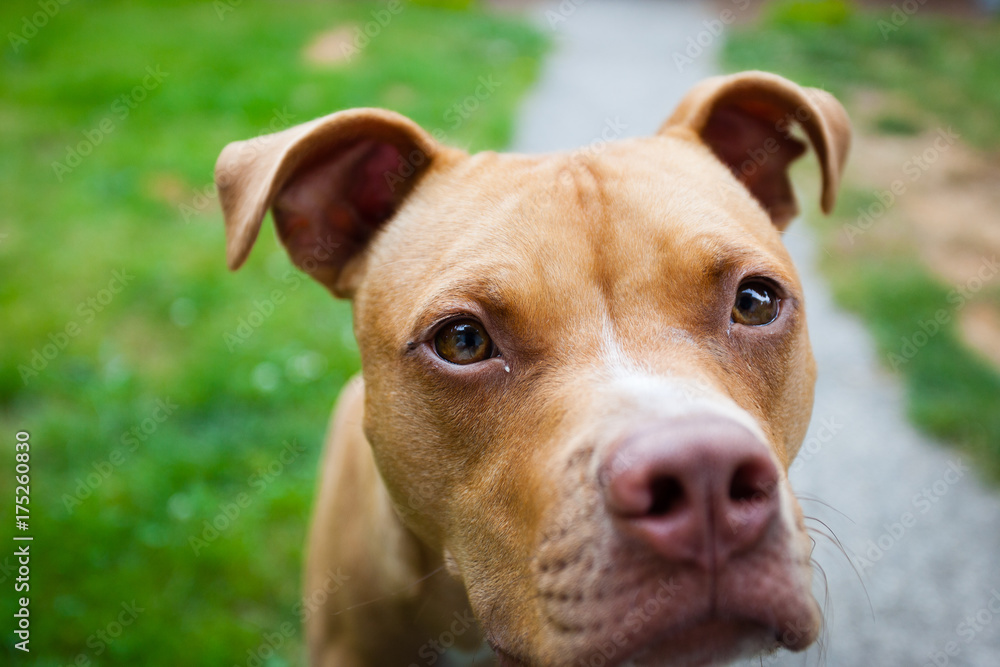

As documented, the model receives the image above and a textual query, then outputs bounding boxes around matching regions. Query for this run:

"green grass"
[725,0,1000,150]
[0,1,546,664]
[811,198,1000,473]
[723,1,1000,476]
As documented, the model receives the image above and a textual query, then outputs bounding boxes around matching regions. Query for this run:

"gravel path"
[509,2,1000,665]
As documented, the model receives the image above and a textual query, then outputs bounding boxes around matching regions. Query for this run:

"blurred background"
[1,0,998,665]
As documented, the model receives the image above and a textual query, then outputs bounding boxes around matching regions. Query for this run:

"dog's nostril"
[728,461,772,503]
[648,476,684,516]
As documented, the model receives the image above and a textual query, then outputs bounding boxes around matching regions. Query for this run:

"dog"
[215,70,850,667]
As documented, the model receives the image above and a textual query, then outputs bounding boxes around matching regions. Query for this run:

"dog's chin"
[623,617,781,667]
[491,611,815,667]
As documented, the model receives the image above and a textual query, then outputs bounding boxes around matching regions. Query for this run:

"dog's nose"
[599,417,781,568]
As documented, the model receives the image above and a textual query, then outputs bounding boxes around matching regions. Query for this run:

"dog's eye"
[732,281,779,326]
[434,320,494,364]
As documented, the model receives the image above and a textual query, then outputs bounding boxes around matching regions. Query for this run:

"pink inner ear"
[351,142,405,225]
[272,138,414,287]
[701,105,806,227]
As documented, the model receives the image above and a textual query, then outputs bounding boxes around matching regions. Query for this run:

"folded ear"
[661,70,851,229]
[215,108,447,297]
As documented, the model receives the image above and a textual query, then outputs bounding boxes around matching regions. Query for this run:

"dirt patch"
[841,90,1000,369]
[144,172,190,207]
[848,127,1000,284]
[303,26,357,67]
[960,302,1000,368]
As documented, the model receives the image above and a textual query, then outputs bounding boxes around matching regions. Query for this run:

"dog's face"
[217,72,850,666]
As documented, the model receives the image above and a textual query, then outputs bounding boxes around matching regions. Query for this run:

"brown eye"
[433,320,494,365]
[732,281,779,326]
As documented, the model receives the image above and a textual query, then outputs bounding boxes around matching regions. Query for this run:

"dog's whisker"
[329,564,448,617]
[796,494,857,524]
[804,516,875,625]
[803,516,845,545]
[813,560,832,667]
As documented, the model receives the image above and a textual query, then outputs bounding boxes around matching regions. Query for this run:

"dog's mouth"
[483,557,821,667]
[489,612,804,667]
[619,616,782,667]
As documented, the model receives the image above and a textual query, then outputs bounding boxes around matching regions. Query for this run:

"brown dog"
[215,70,850,667]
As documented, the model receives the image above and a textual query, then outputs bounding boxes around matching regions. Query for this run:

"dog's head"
[217,71,850,666]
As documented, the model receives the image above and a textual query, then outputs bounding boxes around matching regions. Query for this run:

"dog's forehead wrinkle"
[378,153,797,331]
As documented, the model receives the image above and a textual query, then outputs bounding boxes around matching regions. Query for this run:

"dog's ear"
[215,109,448,297]
[661,70,850,229]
